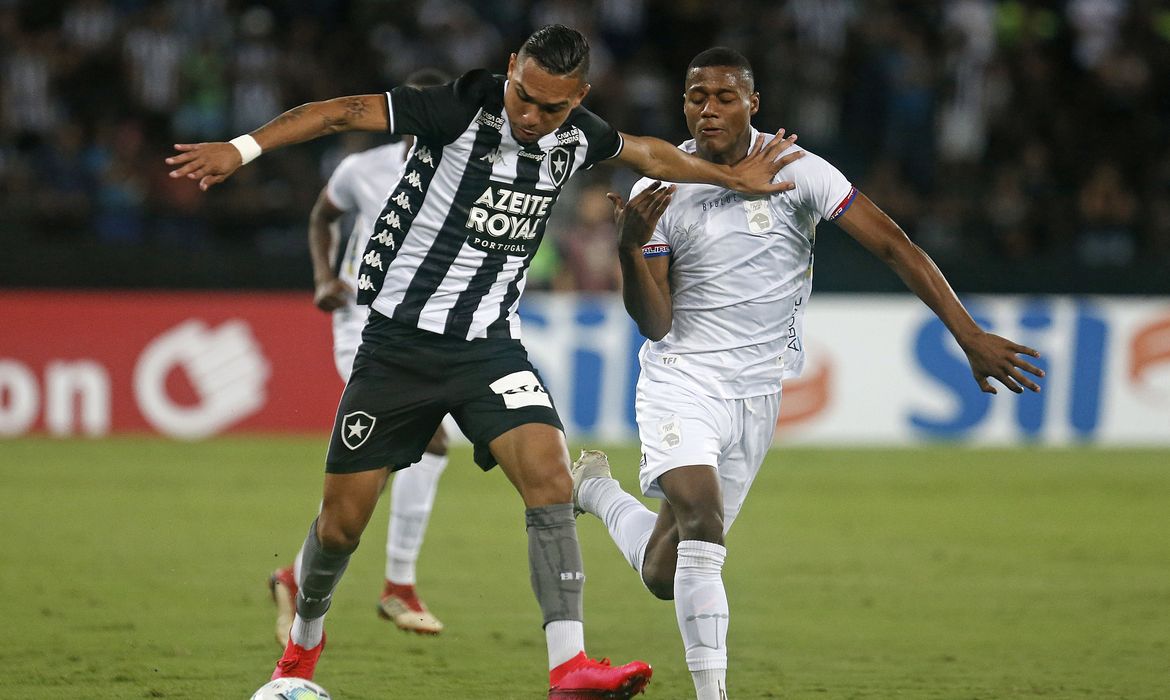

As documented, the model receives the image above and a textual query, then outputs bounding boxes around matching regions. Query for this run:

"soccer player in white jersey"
[571,48,1046,700]
[167,26,802,698]
[267,69,451,644]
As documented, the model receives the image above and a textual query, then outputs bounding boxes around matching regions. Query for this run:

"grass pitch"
[2,438,1167,699]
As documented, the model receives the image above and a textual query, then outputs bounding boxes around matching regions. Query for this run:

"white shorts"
[635,377,781,532]
[331,302,369,382]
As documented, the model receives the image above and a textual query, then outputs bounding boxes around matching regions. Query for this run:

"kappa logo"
[414,145,434,166]
[404,170,423,190]
[341,410,376,450]
[391,191,412,212]
[480,148,504,165]
[672,221,702,242]
[546,147,571,187]
[380,210,402,230]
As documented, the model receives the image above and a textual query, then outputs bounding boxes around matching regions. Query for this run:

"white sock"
[578,477,658,575]
[693,669,728,699]
[289,612,325,649]
[386,452,447,584]
[675,540,729,697]
[545,619,585,670]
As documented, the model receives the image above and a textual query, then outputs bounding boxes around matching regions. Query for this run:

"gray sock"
[526,503,585,627]
[296,518,355,620]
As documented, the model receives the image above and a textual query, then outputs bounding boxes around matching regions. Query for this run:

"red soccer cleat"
[270,633,325,681]
[548,652,652,699]
[377,581,444,635]
[267,566,298,646]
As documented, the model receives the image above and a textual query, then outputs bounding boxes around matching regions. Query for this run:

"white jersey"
[634,128,856,399]
[325,141,411,293]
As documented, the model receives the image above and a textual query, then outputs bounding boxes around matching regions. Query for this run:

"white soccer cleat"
[571,449,613,516]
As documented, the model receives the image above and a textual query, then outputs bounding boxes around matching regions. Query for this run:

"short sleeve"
[576,106,624,169]
[629,178,671,258]
[784,148,855,222]
[325,155,359,212]
[386,69,494,144]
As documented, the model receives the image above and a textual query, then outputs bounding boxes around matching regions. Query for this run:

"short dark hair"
[687,47,755,91]
[518,24,590,78]
[405,68,450,89]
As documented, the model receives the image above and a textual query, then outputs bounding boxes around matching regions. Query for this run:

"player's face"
[683,66,759,164]
[505,54,590,144]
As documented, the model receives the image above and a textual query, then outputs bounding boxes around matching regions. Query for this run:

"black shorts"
[325,310,563,474]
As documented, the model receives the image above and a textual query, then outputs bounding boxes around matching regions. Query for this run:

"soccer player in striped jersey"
[167,26,802,698]
[571,48,1045,699]
[267,69,451,645]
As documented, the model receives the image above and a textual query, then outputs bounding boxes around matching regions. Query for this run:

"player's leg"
[487,423,652,698]
[269,305,368,646]
[272,466,388,680]
[657,466,729,700]
[380,424,448,633]
[272,312,448,681]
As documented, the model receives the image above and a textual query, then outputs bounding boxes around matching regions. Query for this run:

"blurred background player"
[572,48,1045,699]
[268,69,451,643]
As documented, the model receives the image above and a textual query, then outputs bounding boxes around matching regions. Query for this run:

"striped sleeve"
[386,69,492,144]
[576,106,624,167]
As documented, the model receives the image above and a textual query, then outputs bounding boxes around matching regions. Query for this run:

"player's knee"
[520,466,572,506]
[316,516,362,552]
[672,506,725,544]
[641,564,675,601]
[425,426,449,456]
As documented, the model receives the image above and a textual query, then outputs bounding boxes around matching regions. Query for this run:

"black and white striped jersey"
[355,69,623,341]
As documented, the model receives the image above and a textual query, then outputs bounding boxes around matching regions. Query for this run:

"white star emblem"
[347,419,368,439]
[553,155,566,174]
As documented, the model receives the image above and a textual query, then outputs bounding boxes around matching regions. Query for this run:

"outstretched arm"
[307,188,350,312]
[165,95,390,190]
[609,183,676,340]
[614,131,803,196]
[836,193,1044,394]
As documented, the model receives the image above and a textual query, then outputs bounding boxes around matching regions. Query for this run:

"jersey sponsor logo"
[556,126,582,146]
[787,295,804,352]
[642,243,671,258]
[489,370,552,409]
[465,182,556,255]
[341,410,376,449]
[546,146,571,187]
[743,198,774,233]
[518,149,546,162]
[477,110,504,131]
[391,191,413,212]
[404,170,423,190]
[701,192,741,212]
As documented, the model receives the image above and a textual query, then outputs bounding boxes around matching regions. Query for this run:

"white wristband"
[229,134,262,165]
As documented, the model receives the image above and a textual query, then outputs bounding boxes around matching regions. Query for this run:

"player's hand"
[961,332,1044,394]
[313,277,352,312]
[726,129,804,195]
[166,142,244,191]
[607,182,676,252]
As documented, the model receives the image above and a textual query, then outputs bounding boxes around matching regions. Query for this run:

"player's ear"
[507,53,518,78]
[574,82,591,107]
[749,92,760,116]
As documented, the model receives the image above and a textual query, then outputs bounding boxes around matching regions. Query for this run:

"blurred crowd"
[2,0,1168,291]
